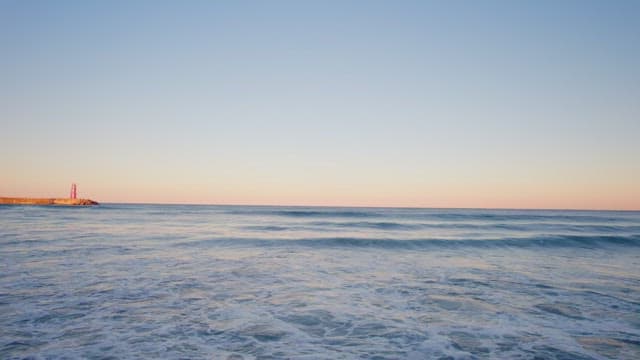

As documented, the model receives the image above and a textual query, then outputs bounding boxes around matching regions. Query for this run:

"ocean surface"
[1,204,640,359]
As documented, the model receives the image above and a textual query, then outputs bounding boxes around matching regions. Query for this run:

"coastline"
[0,197,99,206]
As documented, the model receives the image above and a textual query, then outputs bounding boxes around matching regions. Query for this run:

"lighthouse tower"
[70,183,77,199]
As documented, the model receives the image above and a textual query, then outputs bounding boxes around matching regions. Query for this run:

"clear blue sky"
[2,1,639,209]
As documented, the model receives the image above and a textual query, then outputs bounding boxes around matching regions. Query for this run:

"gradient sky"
[1,0,639,209]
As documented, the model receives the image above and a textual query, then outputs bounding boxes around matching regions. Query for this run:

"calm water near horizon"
[1,204,639,359]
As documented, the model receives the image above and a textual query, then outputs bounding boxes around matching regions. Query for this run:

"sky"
[1,0,639,210]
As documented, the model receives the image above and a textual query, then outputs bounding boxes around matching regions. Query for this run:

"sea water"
[1,204,639,359]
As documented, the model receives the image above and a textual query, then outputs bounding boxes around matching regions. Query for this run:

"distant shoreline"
[0,197,99,206]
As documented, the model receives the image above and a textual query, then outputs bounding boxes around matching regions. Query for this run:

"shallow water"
[1,205,639,359]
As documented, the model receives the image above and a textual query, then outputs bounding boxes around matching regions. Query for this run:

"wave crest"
[176,234,640,249]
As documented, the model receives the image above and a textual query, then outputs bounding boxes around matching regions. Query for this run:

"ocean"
[1,204,639,359]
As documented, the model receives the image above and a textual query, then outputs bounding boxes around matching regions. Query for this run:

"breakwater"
[0,197,98,206]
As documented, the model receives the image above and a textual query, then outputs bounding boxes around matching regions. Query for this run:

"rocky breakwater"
[0,197,99,206]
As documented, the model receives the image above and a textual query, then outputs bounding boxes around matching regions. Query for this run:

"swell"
[228,209,377,218]
[224,208,639,223]
[175,234,640,249]
[241,221,640,233]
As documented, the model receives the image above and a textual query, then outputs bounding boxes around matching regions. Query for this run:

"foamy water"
[1,205,639,359]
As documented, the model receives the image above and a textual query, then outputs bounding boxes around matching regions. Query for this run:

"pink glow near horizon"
[2,177,638,210]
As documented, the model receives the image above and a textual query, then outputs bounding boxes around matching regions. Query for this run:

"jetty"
[0,183,99,206]
[0,197,99,206]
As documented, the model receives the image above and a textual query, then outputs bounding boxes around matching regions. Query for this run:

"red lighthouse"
[70,183,77,199]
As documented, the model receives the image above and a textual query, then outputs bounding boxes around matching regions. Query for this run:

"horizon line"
[2,195,638,212]
[95,201,640,212]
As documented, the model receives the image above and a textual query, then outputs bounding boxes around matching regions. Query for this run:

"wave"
[275,210,376,218]
[241,221,422,231]
[308,221,422,230]
[241,221,640,233]
[175,234,640,249]
[223,207,640,223]
[398,212,640,223]
[242,225,290,231]
[228,209,378,218]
